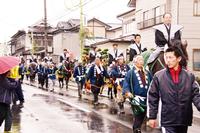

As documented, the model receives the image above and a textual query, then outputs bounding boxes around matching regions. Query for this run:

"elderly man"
[123,55,152,133]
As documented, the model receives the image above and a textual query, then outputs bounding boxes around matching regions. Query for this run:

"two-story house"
[53,19,80,61]
[128,0,200,75]
[9,30,32,57]
[10,20,55,59]
[28,20,55,58]
[87,18,131,59]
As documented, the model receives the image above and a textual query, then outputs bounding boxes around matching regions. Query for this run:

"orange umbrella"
[0,56,20,74]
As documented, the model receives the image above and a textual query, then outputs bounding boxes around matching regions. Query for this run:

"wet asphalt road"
[0,84,200,133]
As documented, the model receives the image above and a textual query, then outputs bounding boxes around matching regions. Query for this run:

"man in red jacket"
[147,44,200,133]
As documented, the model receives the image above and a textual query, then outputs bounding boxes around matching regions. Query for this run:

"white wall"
[62,32,80,58]
[53,33,63,55]
[25,34,32,51]
[136,0,166,22]
[87,21,106,38]
[135,0,166,49]
[53,32,80,59]
[178,0,200,75]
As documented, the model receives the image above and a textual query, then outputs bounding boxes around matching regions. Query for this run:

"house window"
[35,39,41,46]
[149,9,154,19]
[123,24,127,34]
[155,6,161,17]
[194,0,200,16]
[193,49,200,71]
[143,11,149,21]
[155,5,165,24]
[143,11,149,27]
[123,19,135,35]
[48,41,52,46]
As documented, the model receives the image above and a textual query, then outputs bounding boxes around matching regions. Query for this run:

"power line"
[48,0,111,23]
[48,0,93,23]
[84,0,110,13]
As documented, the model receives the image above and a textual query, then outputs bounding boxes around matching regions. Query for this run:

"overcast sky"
[0,0,130,42]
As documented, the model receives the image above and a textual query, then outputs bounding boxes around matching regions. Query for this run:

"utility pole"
[44,0,48,57]
[80,0,84,60]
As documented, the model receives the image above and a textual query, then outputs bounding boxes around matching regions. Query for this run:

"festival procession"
[0,0,200,133]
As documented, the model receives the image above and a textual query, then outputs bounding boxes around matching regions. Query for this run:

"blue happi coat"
[123,66,152,101]
[87,65,109,87]
[110,64,130,87]
[73,65,86,84]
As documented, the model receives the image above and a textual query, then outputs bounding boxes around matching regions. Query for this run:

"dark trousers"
[0,103,12,131]
[64,77,69,89]
[133,111,146,130]
[107,85,117,99]
[91,86,100,103]
[162,126,188,133]
[9,79,24,103]
[107,87,113,99]
[77,82,84,97]
[20,74,24,83]
[58,78,64,88]
[40,74,48,88]
[26,74,29,80]
[15,81,24,102]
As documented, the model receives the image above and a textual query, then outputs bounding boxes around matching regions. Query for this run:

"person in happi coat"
[110,55,130,114]
[123,55,152,133]
[60,49,70,63]
[48,63,57,91]
[147,12,183,64]
[87,57,109,105]
[73,59,86,98]
[108,43,123,65]
[129,34,147,62]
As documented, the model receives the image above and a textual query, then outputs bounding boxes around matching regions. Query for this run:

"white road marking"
[58,98,91,113]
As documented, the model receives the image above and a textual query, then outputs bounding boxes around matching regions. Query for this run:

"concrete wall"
[53,32,80,60]
[135,0,166,49]
[53,33,63,55]
[106,31,115,39]
[120,10,137,36]
[25,34,32,51]
[87,21,106,38]
[178,0,200,75]
[115,28,123,38]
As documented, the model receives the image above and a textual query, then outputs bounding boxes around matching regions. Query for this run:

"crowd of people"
[1,13,200,133]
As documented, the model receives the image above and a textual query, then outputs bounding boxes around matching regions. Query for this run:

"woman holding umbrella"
[0,56,19,132]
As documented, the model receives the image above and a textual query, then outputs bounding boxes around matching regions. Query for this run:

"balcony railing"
[137,15,163,30]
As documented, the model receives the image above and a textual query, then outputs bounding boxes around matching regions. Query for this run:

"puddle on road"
[10,104,23,133]
[31,94,133,133]
[10,93,161,133]
[82,98,109,109]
